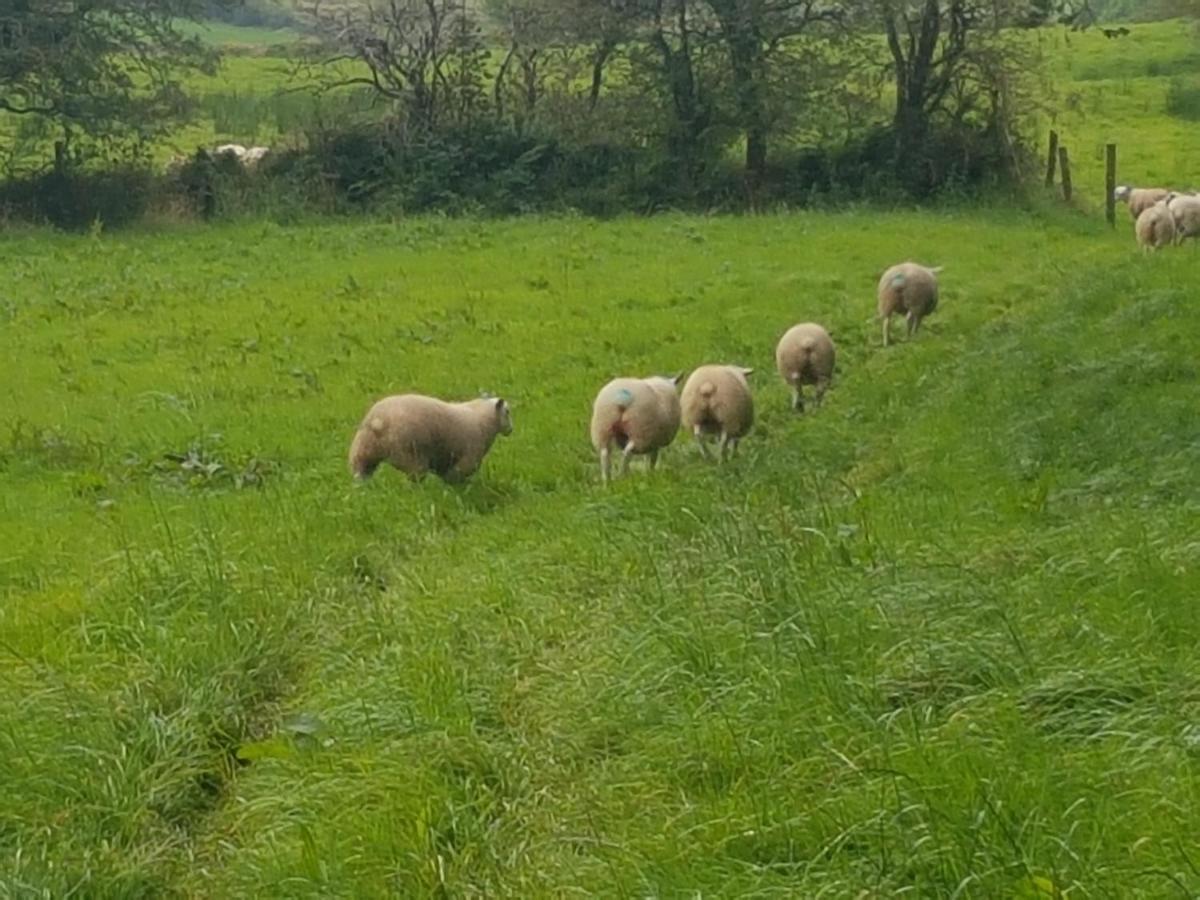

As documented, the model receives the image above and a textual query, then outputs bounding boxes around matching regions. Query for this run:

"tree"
[877,0,1038,194]
[703,0,843,187]
[298,0,490,133]
[0,0,225,162]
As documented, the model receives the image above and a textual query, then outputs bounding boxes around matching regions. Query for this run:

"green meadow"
[2,15,1199,900]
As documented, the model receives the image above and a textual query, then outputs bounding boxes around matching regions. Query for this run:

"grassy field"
[1041,19,1200,205]
[3,14,1200,899]
[2,203,1199,896]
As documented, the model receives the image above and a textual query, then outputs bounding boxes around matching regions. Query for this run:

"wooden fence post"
[1105,143,1117,226]
[1045,130,1059,187]
[1059,146,1072,202]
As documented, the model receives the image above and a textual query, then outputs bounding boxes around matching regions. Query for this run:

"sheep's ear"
[741,367,755,377]
[494,397,506,411]
[670,371,684,385]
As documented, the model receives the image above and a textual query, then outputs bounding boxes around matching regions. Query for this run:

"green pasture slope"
[2,206,1198,896]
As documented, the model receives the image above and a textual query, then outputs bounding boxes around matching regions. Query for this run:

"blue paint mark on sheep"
[614,388,635,408]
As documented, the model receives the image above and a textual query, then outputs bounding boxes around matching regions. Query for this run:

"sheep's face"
[494,398,514,436]
[1113,185,1131,202]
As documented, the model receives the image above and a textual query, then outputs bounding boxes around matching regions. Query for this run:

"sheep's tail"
[612,387,635,411]
[699,381,717,399]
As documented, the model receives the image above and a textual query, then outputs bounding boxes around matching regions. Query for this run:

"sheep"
[589,375,682,484]
[877,262,942,347]
[1166,192,1200,244]
[1114,185,1170,221]
[1135,200,1177,252]
[348,393,513,483]
[243,146,271,169]
[775,323,836,413]
[680,365,754,462]
[214,143,248,161]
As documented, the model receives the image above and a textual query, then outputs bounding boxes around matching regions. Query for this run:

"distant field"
[176,18,303,50]
[2,207,1199,896]
[1040,20,1200,205]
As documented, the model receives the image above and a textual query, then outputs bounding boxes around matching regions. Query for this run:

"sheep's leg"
[694,425,713,460]
[599,446,611,485]
[815,379,829,407]
[881,315,891,348]
[791,386,805,413]
[718,433,731,463]
[648,449,660,471]
[906,312,920,337]
[621,444,635,475]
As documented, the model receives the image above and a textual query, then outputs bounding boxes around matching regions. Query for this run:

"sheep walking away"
[590,375,682,484]
[775,323,836,413]
[878,262,942,347]
[680,365,755,462]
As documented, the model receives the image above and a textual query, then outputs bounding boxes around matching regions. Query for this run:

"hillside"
[1,206,1198,895]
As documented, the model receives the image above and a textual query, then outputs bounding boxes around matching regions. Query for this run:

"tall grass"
[1,208,1197,895]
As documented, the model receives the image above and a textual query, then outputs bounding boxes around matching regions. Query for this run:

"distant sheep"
[242,146,272,169]
[590,375,682,483]
[349,393,513,483]
[214,143,248,161]
[1166,192,1200,244]
[775,323,835,413]
[877,262,942,347]
[680,365,754,461]
[1135,200,1177,252]
[1114,185,1170,221]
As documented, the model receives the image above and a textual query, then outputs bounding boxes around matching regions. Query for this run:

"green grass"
[1041,19,1200,204]
[176,19,303,51]
[2,206,1199,896]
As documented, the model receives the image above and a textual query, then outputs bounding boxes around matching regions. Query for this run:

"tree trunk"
[588,40,615,111]
[712,2,769,197]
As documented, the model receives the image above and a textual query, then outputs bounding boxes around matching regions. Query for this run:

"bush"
[0,166,156,231]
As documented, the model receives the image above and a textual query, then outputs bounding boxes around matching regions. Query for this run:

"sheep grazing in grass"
[775,323,836,413]
[680,365,754,462]
[214,143,248,162]
[349,393,513,483]
[1166,192,1200,244]
[877,262,942,347]
[1135,200,1177,252]
[1114,185,1170,221]
[243,146,272,169]
[590,375,682,484]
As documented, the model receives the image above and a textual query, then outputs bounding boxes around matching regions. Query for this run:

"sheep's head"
[1113,185,1132,202]
[493,398,514,436]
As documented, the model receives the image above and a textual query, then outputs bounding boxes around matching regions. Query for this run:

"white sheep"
[214,143,248,161]
[1135,200,1176,252]
[590,375,682,483]
[680,365,754,462]
[348,393,513,483]
[1166,192,1200,244]
[243,146,272,169]
[878,262,942,347]
[775,323,835,413]
[1114,185,1170,221]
